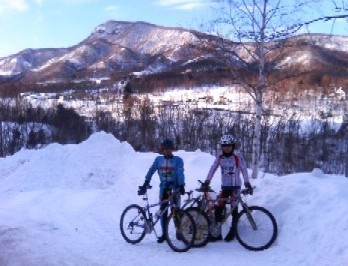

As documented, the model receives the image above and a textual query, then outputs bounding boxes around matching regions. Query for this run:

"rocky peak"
[85,20,201,57]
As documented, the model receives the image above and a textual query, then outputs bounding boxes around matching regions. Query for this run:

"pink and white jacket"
[206,152,249,188]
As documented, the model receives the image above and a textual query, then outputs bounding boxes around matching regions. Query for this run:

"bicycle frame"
[183,183,277,251]
[184,185,256,228]
[205,188,258,231]
[182,188,216,209]
[217,192,250,221]
[140,188,181,236]
[181,191,201,209]
[122,183,276,251]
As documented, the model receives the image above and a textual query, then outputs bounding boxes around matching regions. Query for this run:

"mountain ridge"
[1,20,348,93]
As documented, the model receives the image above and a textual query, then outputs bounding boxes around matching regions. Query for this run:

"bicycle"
[119,184,197,252]
[189,181,278,251]
[181,187,212,247]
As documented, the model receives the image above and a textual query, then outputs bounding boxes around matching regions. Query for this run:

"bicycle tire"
[185,207,210,247]
[236,206,278,251]
[120,204,147,244]
[165,209,196,252]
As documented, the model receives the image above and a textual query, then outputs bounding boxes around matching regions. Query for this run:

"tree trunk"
[345,134,348,178]
[252,92,263,179]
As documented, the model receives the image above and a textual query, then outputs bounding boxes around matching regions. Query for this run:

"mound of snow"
[0,131,347,266]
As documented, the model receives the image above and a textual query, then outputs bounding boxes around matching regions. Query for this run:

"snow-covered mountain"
[0,21,230,85]
[1,20,348,91]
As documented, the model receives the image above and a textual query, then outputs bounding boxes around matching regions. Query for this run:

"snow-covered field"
[0,132,347,266]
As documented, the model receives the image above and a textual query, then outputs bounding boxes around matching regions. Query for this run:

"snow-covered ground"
[0,132,347,266]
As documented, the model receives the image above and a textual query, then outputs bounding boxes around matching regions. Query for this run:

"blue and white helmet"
[220,134,235,146]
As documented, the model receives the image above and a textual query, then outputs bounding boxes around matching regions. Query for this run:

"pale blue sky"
[0,0,213,57]
[0,0,347,58]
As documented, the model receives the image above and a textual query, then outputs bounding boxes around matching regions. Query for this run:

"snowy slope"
[0,132,347,266]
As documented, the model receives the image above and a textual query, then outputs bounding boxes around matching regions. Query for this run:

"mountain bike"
[188,181,278,251]
[181,188,211,247]
[120,185,196,252]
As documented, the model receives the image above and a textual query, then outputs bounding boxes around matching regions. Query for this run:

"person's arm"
[144,157,159,183]
[238,154,250,183]
[175,157,185,186]
[238,154,252,194]
[138,157,159,195]
[205,155,220,182]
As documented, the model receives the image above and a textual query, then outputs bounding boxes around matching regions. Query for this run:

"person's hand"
[179,185,185,195]
[138,180,149,195]
[138,185,146,195]
[244,182,253,195]
[200,180,210,192]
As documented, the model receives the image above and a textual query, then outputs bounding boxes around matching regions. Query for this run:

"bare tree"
[207,0,334,178]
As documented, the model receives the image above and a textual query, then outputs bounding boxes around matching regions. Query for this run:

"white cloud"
[156,0,210,10]
[104,5,121,17]
[59,0,98,3]
[0,0,28,13]
[35,0,97,5]
[34,0,43,5]
[175,2,206,10]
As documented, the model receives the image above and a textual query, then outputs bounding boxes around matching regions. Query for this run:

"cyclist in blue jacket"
[138,138,186,243]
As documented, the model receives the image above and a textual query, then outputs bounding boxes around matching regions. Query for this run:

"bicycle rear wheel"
[165,209,196,252]
[120,204,147,244]
[185,207,210,247]
[236,206,278,251]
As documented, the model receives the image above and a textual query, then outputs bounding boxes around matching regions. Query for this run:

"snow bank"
[0,131,347,266]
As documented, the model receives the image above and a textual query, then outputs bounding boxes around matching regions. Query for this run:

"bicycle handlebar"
[194,184,256,195]
[196,180,215,192]
[241,186,256,195]
[138,184,183,195]
[139,181,255,197]
[195,187,215,192]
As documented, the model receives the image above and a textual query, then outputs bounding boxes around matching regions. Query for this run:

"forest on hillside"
[0,90,347,176]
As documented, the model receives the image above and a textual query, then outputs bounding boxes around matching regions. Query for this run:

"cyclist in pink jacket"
[201,134,253,242]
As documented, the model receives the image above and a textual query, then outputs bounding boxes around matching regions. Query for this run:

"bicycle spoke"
[120,204,147,244]
[165,210,196,252]
[186,207,210,247]
[236,206,277,251]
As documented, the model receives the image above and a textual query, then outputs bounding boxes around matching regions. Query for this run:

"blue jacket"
[145,155,185,188]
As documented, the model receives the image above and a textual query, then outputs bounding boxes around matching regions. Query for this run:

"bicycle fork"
[142,207,155,234]
[240,203,258,230]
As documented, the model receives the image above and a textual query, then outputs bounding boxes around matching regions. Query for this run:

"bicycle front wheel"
[165,209,196,252]
[120,204,147,244]
[236,206,278,251]
[186,207,210,247]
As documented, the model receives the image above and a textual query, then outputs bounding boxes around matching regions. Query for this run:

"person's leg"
[215,190,228,222]
[214,205,224,223]
[211,190,228,241]
[225,188,240,241]
[157,188,169,243]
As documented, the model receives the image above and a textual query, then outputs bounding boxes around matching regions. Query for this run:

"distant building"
[335,87,346,100]
[329,87,346,100]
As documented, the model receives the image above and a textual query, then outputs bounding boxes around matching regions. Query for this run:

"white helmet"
[220,134,235,146]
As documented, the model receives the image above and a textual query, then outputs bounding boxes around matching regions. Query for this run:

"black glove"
[138,180,150,195]
[138,186,146,195]
[200,180,210,192]
[179,185,185,195]
[245,182,253,195]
